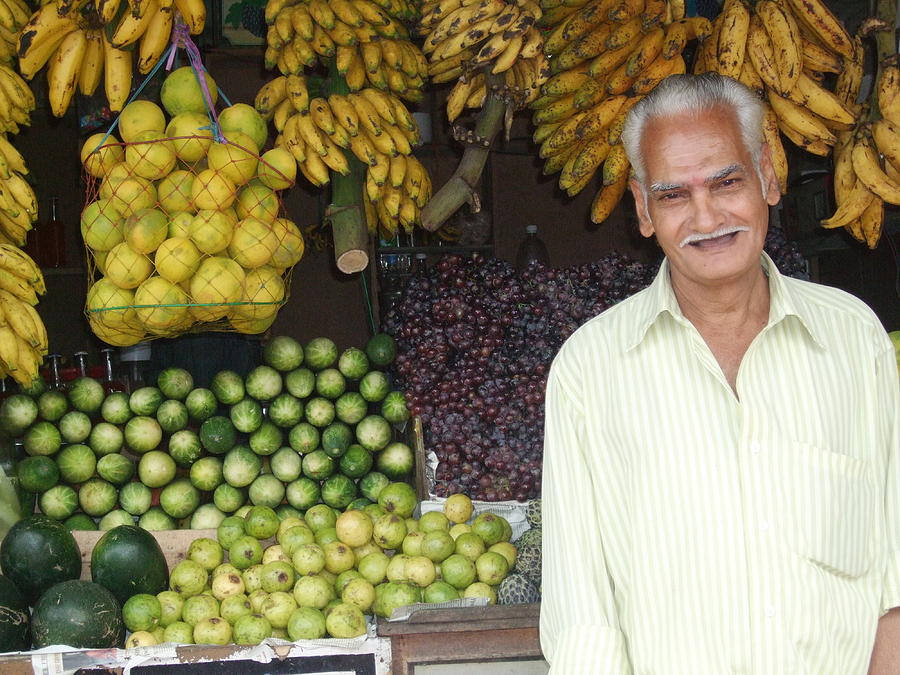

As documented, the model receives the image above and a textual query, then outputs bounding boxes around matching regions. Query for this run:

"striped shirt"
[539,253,900,674]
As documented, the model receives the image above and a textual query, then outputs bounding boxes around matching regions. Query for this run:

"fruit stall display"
[0,334,418,531]
[0,488,534,652]
[384,229,810,503]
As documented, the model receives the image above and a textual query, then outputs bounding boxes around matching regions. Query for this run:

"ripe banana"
[47,27,86,118]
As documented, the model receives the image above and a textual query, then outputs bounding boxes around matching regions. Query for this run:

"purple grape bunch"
[384,233,807,502]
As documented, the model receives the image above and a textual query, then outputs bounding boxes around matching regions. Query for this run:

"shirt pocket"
[772,441,877,578]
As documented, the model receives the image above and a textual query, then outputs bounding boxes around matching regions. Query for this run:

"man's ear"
[760,143,781,206]
[629,178,654,238]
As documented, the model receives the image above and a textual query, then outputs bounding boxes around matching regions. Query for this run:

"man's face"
[629,107,780,290]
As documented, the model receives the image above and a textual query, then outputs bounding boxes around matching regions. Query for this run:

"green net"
[81,128,304,346]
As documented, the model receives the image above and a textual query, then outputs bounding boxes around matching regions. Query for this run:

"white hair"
[621,73,767,188]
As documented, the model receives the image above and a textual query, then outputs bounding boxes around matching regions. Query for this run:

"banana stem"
[325,59,369,274]
[420,72,507,232]
[872,0,898,122]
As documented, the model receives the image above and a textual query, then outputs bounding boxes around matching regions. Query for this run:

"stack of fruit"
[0,333,413,533]
[14,0,207,117]
[0,243,47,386]
[821,56,900,248]
[0,494,528,650]
[81,66,305,344]
[126,492,520,647]
[419,0,550,121]
[253,0,433,238]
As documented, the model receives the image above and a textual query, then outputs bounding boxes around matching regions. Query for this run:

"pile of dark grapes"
[383,229,807,502]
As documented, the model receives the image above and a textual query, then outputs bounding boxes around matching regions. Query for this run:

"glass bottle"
[414,253,428,275]
[515,225,549,270]
[101,348,127,393]
[45,197,65,269]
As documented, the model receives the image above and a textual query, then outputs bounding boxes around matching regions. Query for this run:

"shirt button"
[765,606,776,618]
[759,520,770,532]
[750,441,761,454]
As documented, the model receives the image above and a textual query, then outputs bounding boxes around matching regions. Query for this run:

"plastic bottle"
[101,347,127,393]
[515,225,549,270]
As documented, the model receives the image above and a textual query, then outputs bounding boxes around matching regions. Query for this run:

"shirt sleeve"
[539,353,632,673]
[878,340,900,614]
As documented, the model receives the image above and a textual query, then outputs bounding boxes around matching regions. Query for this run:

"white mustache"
[679,225,749,248]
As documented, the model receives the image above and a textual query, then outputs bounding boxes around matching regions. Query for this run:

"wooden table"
[376,603,543,674]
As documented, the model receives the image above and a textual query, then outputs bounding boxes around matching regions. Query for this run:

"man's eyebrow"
[706,164,743,183]
[648,164,745,193]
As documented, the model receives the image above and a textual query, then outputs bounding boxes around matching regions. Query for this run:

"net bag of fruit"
[81,22,303,347]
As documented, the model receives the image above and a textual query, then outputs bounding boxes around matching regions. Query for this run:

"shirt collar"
[626,252,824,351]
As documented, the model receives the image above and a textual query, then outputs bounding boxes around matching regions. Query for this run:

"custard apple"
[498,573,540,605]
[525,498,541,529]
[514,543,542,587]
[515,527,541,550]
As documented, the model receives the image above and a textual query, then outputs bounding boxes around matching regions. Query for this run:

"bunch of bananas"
[0,133,36,247]
[263,0,427,101]
[527,0,707,223]
[0,0,29,66]
[257,74,430,237]
[820,56,900,249]
[696,0,861,193]
[15,0,206,118]
[0,63,34,133]
[0,243,47,386]
[419,0,549,119]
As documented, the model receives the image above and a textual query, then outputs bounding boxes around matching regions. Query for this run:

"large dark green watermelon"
[0,575,30,652]
[0,515,81,604]
[91,525,168,605]
[31,580,123,649]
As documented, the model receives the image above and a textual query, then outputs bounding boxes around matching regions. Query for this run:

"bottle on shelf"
[120,343,151,392]
[44,196,65,269]
[414,252,428,275]
[515,225,549,271]
[101,348,127,393]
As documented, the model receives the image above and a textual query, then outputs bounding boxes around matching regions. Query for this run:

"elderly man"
[539,73,900,674]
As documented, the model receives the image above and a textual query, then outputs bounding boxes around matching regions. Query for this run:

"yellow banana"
[0,267,37,304]
[835,37,863,113]
[762,104,788,194]
[307,0,336,30]
[851,131,900,205]
[295,112,328,156]
[532,93,576,125]
[138,4,173,74]
[784,0,853,61]
[16,3,78,80]
[359,87,396,126]
[275,7,295,43]
[388,152,406,187]
[324,19,358,47]
[745,14,782,93]
[173,0,205,34]
[0,65,35,112]
[299,150,330,186]
[77,28,104,96]
[756,0,801,95]
[285,73,309,112]
[347,92,383,136]
[586,38,633,78]
[265,0,299,24]
[872,118,900,173]
[329,93,361,136]
[255,75,288,117]
[0,290,40,348]
[369,150,389,185]
[560,134,609,191]
[102,32,132,112]
[820,178,875,229]
[47,28,86,118]
[877,54,900,126]
[290,5,314,40]
[858,195,883,249]
[787,71,855,129]
[625,25,664,77]
[775,114,833,155]
[6,172,36,218]
[0,243,40,284]
[318,135,351,175]
[605,15,641,51]
[540,110,589,157]
[572,94,626,142]
[111,0,158,48]
[633,52,683,95]
[590,168,629,223]
[308,97,336,135]
[0,324,20,374]
[800,37,841,74]
[540,69,589,97]
[97,0,122,23]
[491,35,523,74]
[716,0,750,80]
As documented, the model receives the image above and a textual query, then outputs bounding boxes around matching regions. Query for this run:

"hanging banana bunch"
[14,0,207,118]
[256,0,432,240]
[419,0,549,123]
[0,0,28,66]
[256,73,431,237]
[265,0,426,102]
[697,0,865,199]
[0,242,47,387]
[821,53,900,249]
[527,0,708,224]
